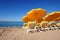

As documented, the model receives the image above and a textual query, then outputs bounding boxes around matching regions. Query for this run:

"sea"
[0,21,24,28]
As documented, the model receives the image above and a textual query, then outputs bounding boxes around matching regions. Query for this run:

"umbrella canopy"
[22,16,28,23]
[22,16,34,22]
[36,18,43,23]
[26,8,46,23]
[44,12,60,21]
[53,17,60,21]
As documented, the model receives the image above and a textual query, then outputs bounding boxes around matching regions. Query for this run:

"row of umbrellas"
[22,8,60,23]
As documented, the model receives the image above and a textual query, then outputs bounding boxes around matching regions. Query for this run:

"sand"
[0,28,60,40]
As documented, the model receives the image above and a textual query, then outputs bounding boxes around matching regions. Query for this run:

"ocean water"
[0,21,24,28]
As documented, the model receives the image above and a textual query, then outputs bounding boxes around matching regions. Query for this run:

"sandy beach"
[0,28,60,40]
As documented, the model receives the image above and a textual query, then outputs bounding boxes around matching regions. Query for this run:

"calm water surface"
[0,21,24,28]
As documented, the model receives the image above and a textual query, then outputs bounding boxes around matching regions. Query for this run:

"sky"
[0,0,60,21]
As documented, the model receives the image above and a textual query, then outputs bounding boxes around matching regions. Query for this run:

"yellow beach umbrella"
[26,8,46,22]
[44,12,60,21]
[22,16,28,23]
[36,18,43,23]
[53,17,60,21]
[22,16,34,23]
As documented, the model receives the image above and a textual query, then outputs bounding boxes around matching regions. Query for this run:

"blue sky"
[0,0,60,21]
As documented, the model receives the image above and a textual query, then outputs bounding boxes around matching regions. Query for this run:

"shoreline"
[0,26,22,28]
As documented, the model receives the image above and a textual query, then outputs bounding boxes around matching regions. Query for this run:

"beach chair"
[48,21,57,30]
[50,26,55,30]
[53,25,58,30]
[39,21,48,31]
[22,23,28,30]
[27,28,35,33]
[40,27,45,31]
[44,27,50,31]
[34,26,40,32]
[26,21,36,33]
[56,23,60,30]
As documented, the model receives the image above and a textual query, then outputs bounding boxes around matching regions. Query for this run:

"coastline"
[0,26,22,28]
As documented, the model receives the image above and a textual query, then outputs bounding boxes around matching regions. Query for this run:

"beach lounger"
[44,27,50,30]
[26,28,36,33]
[40,28,46,31]
[58,27,60,30]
